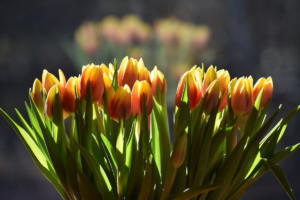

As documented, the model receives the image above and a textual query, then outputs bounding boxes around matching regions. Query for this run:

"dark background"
[0,0,300,199]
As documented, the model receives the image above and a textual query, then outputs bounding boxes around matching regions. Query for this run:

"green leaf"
[262,159,296,200]
[172,184,219,200]
[0,108,49,170]
[77,172,103,200]
[112,58,119,90]
[100,134,118,176]
[76,142,115,199]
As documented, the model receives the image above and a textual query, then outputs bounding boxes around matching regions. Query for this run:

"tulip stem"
[160,166,178,200]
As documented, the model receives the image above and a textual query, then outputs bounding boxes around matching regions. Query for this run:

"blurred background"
[0,0,300,199]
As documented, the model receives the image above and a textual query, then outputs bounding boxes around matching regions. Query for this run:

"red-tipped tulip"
[101,63,114,91]
[62,77,80,113]
[80,64,104,101]
[131,80,153,115]
[175,66,202,109]
[107,85,131,120]
[202,65,217,94]
[150,66,167,96]
[118,56,138,89]
[253,76,273,108]
[217,69,230,110]
[205,79,221,113]
[137,58,151,83]
[45,84,64,119]
[231,76,253,116]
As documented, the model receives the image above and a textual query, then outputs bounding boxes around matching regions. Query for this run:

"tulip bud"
[101,63,114,90]
[253,76,273,108]
[217,69,230,110]
[202,65,217,94]
[32,78,44,113]
[62,77,79,113]
[107,85,131,120]
[205,80,221,113]
[131,80,153,115]
[45,84,64,119]
[42,70,60,92]
[80,64,104,102]
[231,76,253,116]
[175,66,202,109]
[137,58,151,83]
[171,133,187,169]
[150,66,167,96]
[118,56,138,89]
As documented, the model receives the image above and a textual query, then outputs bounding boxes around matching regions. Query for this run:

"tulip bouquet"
[1,56,299,200]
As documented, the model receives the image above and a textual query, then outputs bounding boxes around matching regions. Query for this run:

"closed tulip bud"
[32,78,44,113]
[107,85,131,120]
[45,84,64,119]
[42,69,66,92]
[205,80,221,113]
[62,77,79,113]
[202,65,217,95]
[175,66,202,109]
[80,64,104,102]
[231,76,253,116]
[131,80,153,115]
[171,133,187,169]
[101,63,114,90]
[253,77,273,108]
[217,69,230,110]
[150,66,167,96]
[137,58,151,83]
[118,56,138,89]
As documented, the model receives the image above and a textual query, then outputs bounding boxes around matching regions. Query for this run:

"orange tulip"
[32,78,44,113]
[205,80,221,113]
[231,76,253,116]
[42,69,66,92]
[175,66,202,109]
[45,84,64,119]
[253,77,273,108]
[131,80,153,115]
[80,64,104,102]
[118,56,138,89]
[217,69,230,110]
[137,58,151,83]
[107,85,131,120]
[101,63,114,90]
[62,77,80,113]
[150,66,167,96]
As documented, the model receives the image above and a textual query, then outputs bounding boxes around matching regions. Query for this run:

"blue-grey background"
[0,0,299,199]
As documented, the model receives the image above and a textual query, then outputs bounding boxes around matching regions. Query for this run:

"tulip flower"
[150,66,167,96]
[253,77,273,108]
[231,76,253,116]
[175,66,202,109]
[62,77,80,113]
[32,78,44,113]
[137,58,151,83]
[107,85,131,120]
[45,84,64,119]
[118,56,138,89]
[42,69,66,92]
[202,65,217,95]
[80,64,104,102]
[205,80,221,113]
[101,63,114,90]
[131,80,153,115]
[217,69,230,110]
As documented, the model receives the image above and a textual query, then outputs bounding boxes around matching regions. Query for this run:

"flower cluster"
[32,57,166,122]
[176,65,273,115]
[1,57,298,200]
